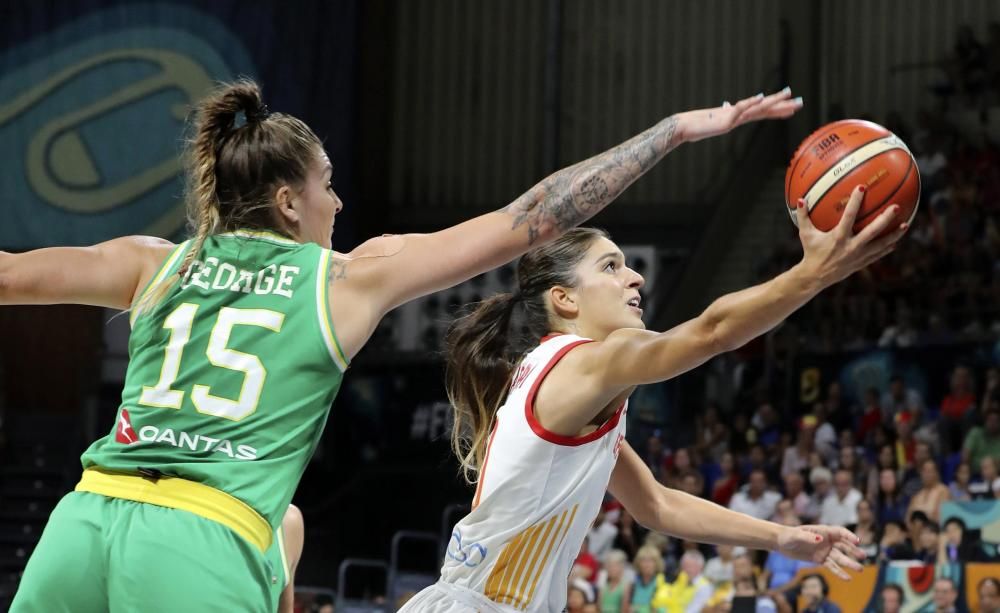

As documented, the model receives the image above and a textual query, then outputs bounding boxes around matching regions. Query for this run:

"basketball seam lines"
[803,137,904,213]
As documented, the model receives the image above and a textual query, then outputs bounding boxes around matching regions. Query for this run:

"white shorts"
[397,581,508,613]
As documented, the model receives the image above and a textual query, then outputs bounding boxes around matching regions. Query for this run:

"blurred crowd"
[566,360,1000,612]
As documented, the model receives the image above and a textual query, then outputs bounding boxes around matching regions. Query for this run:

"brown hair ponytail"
[445,228,609,483]
[134,78,322,316]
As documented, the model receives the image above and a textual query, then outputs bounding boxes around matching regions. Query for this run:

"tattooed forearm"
[503,114,680,245]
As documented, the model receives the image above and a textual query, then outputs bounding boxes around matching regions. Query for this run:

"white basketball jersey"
[440,334,628,612]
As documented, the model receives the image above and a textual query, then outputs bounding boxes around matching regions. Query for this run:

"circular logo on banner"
[0,3,255,247]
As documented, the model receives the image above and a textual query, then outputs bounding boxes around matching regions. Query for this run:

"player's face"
[567,237,645,339]
[293,149,343,249]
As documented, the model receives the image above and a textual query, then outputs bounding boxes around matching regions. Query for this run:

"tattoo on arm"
[503,115,680,245]
[328,260,348,283]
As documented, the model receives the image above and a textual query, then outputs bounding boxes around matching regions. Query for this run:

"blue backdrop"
[0,0,360,249]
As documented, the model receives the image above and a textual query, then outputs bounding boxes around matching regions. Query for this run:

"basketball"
[785,119,920,234]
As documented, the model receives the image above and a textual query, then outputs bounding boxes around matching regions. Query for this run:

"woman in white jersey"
[403,185,908,612]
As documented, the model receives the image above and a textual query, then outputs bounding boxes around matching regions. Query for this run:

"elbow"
[698,312,734,355]
[630,489,671,533]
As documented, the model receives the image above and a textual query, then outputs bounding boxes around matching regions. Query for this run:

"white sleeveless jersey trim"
[441,333,628,613]
[523,336,626,446]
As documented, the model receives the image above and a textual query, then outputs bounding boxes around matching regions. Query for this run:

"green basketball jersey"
[81,230,348,529]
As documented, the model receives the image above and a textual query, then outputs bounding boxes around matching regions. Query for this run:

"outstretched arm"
[0,236,175,309]
[346,89,802,314]
[563,186,906,405]
[608,442,865,579]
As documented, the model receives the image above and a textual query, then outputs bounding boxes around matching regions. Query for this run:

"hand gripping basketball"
[795,184,908,286]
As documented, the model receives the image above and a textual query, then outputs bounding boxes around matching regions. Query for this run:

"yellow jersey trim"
[276,525,290,587]
[316,250,350,371]
[75,467,272,553]
[129,241,190,327]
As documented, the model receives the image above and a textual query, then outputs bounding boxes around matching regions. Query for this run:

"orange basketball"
[785,119,920,234]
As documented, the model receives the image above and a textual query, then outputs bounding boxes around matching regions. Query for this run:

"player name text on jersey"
[180,257,301,298]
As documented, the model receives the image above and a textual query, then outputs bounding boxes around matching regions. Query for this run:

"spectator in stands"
[716,576,777,613]
[662,447,694,490]
[837,446,866,491]
[908,458,951,522]
[703,544,735,588]
[728,413,752,458]
[873,468,909,525]
[783,472,811,520]
[894,412,919,475]
[729,469,781,521]
[743,444,781,485]
[567,578,597,613]
[866,444,898,502]
[820,469,863,526]
[798,573,841,613]
[880,583,905,613]
[630,545,665,613]
[805,467,833,523]
[596,549,630,613]
[813,404,839,465]
[979,577,1000,613]
[782,417,816,479]
[695,404,729,462]
[771,499,800,527]
[932,577,959,613]
[856,388,884,444]
[963,408,1000,469]
[901,442,933,499]
[914,521,939,563]
[712,452,740,507]
[970,455,1000,499]
[948,461,974,501]
[573,536,600,584]
[651,550,713,613]
[879,306,920,349]
[646,434,670,480]
[880,519,916,561]
[679,471,705,499]
[940,365,977,454]
[851,498,879,564]
[612,509,641,560]
[761,509,815,593]
[881,375,924,422]
[938,516,979,563]
[589,506,620,560]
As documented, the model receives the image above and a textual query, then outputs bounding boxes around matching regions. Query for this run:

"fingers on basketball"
[795,198,814,232]
[837,186,867,236]
[854,204,902,245]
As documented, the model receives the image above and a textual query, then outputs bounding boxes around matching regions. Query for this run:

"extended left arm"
[608,442,865,578]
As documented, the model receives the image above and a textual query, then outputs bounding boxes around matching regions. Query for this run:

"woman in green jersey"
[0,79,800,612]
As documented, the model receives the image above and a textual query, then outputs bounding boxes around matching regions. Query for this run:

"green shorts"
[11,491,275,612]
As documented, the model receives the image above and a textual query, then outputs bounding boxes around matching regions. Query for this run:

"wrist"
[769,524,790,552]
[670,112,692,144]
[790,260,829,294]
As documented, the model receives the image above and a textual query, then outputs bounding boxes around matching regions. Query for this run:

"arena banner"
[0,1,359,249]
[798,560,999,612]
[787,501,1000,612]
